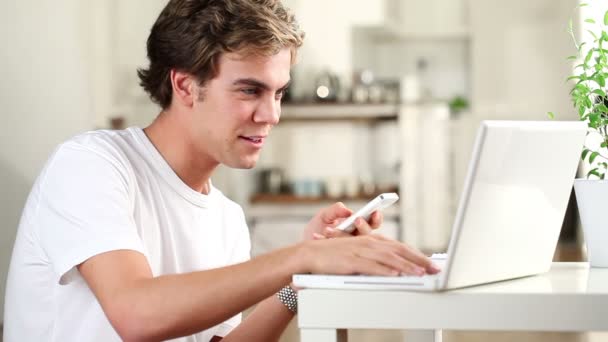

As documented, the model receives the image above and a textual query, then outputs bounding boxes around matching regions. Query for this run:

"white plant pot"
[574,179,608,267]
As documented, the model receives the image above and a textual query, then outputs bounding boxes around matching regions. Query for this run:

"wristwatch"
[277,285,298,314]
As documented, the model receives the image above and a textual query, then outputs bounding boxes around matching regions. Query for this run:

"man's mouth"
[239,135,266,145]
[241,136,263,143]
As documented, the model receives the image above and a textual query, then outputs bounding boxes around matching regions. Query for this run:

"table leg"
[300,328,348,342]
[404,329,443,342]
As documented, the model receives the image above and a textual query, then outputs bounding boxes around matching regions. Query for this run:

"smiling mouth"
[240,136,265,143]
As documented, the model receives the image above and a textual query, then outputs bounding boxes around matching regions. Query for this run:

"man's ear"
[170,69,196,107]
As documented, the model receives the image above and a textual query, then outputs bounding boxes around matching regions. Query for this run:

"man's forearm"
[222,293,295,342]
[93,243,309,341]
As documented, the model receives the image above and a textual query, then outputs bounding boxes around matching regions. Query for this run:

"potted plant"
[553,5,608,267]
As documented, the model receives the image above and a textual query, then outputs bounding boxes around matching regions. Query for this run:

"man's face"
[188,48,292,169]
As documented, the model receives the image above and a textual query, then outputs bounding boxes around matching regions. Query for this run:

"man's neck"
[143,111,217,194]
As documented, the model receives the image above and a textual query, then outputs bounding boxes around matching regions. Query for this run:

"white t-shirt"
[4,127,251,342]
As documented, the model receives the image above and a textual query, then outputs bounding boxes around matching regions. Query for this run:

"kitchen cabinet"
[280,103,398,120]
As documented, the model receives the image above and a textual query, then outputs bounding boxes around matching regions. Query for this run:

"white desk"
[297,263,608,342]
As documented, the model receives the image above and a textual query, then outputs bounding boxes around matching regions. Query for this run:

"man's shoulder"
[64,128,136,152]
[55,128,141,164]
[40,128,142,183]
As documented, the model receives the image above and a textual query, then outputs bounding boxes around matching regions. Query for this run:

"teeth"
[244,136,261,143]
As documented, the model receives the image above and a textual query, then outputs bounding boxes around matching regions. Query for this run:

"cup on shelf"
[325,177,345,198]
[344,176,360,198]
[292,179,323,198]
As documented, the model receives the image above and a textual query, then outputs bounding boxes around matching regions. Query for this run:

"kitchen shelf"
[250,191,399,205]
[248,198,400,221]
[280,103,399,120]
[380,25,471,41]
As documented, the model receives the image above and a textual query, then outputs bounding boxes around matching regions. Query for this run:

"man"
[3,0,439,341]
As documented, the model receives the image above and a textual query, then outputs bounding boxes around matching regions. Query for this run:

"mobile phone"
[335,193,399,233]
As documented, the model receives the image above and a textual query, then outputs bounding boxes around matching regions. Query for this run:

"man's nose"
[253,96,280,125]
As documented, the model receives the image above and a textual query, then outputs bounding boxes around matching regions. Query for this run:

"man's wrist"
[293,241,314,274]
[276,285,298,314]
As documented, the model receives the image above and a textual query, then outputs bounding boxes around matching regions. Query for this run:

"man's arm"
[221,293,295,342]
[220,209,384,342]
[79,233,436,341]
[78,244,301,342]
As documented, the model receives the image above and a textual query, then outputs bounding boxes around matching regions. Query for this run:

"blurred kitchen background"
[1,0,606,341]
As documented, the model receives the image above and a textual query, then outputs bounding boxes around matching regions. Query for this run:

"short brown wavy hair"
[138,0,305,109]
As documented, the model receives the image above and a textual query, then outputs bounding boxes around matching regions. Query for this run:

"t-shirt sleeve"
[35,142,144,285]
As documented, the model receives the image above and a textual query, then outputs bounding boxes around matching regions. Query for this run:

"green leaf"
[547,111,555,119]
[586,18,596,24]
[580,3,589,7]
[596,63,603,71]
[588,30,599,40]
[597,103,608,113]
[566,75,580,81]
[601,141,608,148]
[585,48,595,64]
[578,42,588,52]
[582,149,590,161]
[588,169,601,179]
[604,10,608,26]
[597,74,606,87]
[593,89,606,97]
[575,83,591,93]
[567,55,578,60]
[590,151,600,163]
[579,104,587,117]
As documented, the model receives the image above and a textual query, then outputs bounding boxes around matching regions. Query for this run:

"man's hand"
[301,234,441,276]
[302,202,383,241]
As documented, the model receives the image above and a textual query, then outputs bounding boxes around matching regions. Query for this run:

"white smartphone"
[335,192,399,233]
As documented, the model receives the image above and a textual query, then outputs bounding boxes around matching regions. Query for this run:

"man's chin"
[224,158,258,169]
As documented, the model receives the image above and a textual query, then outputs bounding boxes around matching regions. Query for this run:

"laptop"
[293,120,587,291]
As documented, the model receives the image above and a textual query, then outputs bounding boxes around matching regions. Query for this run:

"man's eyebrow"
[232,78,291,91]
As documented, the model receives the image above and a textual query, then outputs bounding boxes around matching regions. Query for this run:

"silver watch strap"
[277,285,298,313]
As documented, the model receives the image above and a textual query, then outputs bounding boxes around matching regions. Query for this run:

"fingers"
[368,211,383,229]
[359,236,441,275]
[390,242,441,274]
[353,217,373,235]
[308,234,441,277]
[351,257,400,277]
[356,246,426,276]
[312,233,327,240]
[319,202,352,223]
[323,227,351,239]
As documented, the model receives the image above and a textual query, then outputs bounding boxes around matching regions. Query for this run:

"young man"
[3,0,439,341]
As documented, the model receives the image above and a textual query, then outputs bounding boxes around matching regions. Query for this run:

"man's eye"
[275,89,285,100]
[241,88,258,95]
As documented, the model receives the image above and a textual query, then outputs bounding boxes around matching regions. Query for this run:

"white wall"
[0,1,94,321]
[469,0,578,120]
[85,0,167,128]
